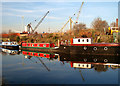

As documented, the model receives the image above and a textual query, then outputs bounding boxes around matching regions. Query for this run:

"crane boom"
[75,2,84,24]
[59,18,70,32]
[59,17,74,33]
[32,11,49,33]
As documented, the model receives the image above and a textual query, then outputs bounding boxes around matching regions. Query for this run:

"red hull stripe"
[71,43,120,47]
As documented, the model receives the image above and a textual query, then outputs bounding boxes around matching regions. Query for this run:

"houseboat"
[21,38,120,55]
[59,37,120,55]
[21,42,57,52]
[1,42,19,50]
[22,43,55,49]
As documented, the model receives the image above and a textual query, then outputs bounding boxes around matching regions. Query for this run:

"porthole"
[84,46,87,50]
[93,47,97,51]
[104,47,108,51]
[104,59,108,62]
[93,58,97,62]
[78,39,80,42]
[84,59,87,62]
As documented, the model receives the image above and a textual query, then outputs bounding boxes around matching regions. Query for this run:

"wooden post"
[58,39,60,47]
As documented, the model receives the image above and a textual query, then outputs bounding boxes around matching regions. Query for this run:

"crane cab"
[108,27,119,35]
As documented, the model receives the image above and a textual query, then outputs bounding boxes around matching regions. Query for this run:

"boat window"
[78,39,80,42]
[87,39,89,42]
[116,28,118,30]
[38,53,40,56]
[43,44,46,47]
[112,28,115,30]
[82,39,84,42]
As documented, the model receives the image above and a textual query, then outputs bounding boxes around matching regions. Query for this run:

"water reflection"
[21,50,120,72]
[59,54,120,72]
[1,48,120,84]
[1,48,120,72]
[1,48,20,55]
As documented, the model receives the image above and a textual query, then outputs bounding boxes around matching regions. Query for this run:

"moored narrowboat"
[1,42,19,50]
[59,37,120,55]
[22,43,55,49]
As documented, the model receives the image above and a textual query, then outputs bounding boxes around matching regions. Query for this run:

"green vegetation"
[16,36,20,42]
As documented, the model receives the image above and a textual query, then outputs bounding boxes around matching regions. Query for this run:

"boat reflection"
[21,50,120,71]
[0,48,20,55]
[22,50,58,60]
[22,50,59,71]
[59,54,120,71]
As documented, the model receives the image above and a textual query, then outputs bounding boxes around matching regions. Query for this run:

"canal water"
[1,48,119,85]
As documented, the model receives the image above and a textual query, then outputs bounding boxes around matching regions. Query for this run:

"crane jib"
[32,11,49,34]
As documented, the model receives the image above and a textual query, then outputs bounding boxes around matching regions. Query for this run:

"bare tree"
[110,22,116,27]
[91,17,108,32]
[73,23,86,33]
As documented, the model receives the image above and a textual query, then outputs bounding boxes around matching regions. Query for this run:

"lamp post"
[22,16,24,31]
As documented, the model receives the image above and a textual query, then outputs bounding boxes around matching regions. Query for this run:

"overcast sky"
[2,1,119,33]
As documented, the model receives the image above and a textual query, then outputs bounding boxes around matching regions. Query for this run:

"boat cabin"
[71,38,92,44]
[2,42,18,45]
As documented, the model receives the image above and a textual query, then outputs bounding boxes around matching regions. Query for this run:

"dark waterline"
[1,48,119,84]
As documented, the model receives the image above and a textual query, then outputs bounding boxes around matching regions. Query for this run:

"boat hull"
[1,45,19,50]
[70,46,120,55]
[58,44,120,55]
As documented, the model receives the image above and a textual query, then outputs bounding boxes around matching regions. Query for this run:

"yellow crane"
[59,2,84,34]
[59,17,74,33]
[75,2,84,24]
